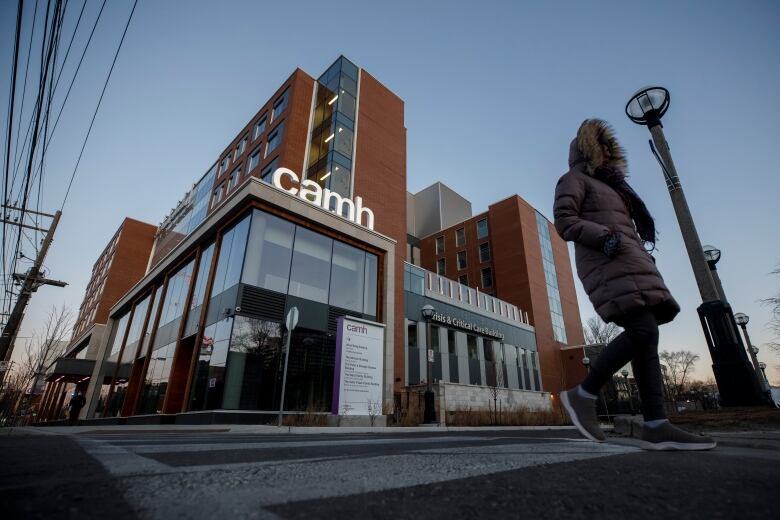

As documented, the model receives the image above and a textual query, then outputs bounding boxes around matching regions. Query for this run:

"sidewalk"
[3,423,582,436]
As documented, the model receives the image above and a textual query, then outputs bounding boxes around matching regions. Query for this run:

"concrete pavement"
[2,426,778,519]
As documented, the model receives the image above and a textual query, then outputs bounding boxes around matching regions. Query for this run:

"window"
[235,137,247,160]
[288,227,333,303]
[536,211,567,342]
[407,321,418,348]
[437,258,446,276]
[481,268,493,288]
[210,214,251,297]
[455,228,465,246]
[266,122,284,157]
[457,251,467,270]
[477,218,489,239]
[479,242,491,262]
[363,253,378,316]
[220,156,229,174]
[253,116,267,140]
[435,236,444,254]
[328,241,365,312]
[212,183,225,206]
[228,166,240,190]
[447,329,457,355]
[247,148,260,173]
[430,325,440,352]
[242,210,295,294]
[260,158,278,183]
[458,274,468,286]
[272,90,288,121]
[466,334,478,359]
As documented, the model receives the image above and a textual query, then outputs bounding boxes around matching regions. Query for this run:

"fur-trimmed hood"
[568,119,627,175]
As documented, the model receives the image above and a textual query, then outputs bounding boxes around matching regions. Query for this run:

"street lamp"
[620,368,633,414]
[420,304,437,424]
[626,86,765,406]
[702,245,727,302]
[734,313,767,392]
[582,356,591,370]
[758,362,768,384]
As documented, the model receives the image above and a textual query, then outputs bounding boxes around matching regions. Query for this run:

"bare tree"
[0,305,73,423]
[582,316,621,345]
[659,350,700,402]
[761,263,780,354]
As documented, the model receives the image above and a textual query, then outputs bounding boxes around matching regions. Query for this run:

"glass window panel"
[477,218,489,239]
[407,321,417,348]
[272,90,288,121]
[447,329,457,355]
[480,242,491,262]
[337,91,356,120]
[254,116,267,140]
[430,325,440,352]
[211,214,251,296]
[108,313,130,360]
[260,158,279,183]
[467,335,478,359]
[248,148,260,173]
[455,228,465,246]
[288,227,333,304]
[223,316,284,410]
[265,122,284,158]
[437,258,445,276]
[363,253,378,316]
[435,236,444,254]
[333,125,353,158]
[242,210,295,294]
[481,268,493,288]
[329,242,364,312]
[457,251,467,270]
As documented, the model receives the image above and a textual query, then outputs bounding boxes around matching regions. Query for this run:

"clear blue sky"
[2,0,779,383]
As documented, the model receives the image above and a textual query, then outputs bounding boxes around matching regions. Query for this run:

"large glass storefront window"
[188,318,234,411]
[288,227,332,304]
[329,241,364,312]
[222,316,284,410]
[137,342,176,415]
[184,242,215,337]
[241,211,294,294]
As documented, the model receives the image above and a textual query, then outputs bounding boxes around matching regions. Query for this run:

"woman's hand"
[602,232,622,258]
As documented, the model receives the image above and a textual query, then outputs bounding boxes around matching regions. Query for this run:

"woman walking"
[555,119,715,451]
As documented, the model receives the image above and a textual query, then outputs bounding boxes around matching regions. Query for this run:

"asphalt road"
[2,427,778,519]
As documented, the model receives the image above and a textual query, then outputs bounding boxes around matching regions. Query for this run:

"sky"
[1,0,779,385]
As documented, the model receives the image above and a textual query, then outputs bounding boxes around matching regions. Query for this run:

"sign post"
[278,306,299,427]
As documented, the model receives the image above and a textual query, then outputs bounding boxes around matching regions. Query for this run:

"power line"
[61,0,138,211]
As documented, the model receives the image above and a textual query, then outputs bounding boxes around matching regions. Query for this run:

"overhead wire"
[61,0,138,212]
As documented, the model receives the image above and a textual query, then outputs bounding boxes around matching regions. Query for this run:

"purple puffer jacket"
[553,119,680,325]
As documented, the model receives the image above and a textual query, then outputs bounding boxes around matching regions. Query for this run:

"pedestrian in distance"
[554,118,716,451]
[68,390,86,426]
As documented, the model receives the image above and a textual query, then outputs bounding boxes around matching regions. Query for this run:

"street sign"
[285,306,299,331]
[279,306,299,427]
[427,349,434,363]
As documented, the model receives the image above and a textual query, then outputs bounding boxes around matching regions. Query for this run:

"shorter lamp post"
[734,313,768,392]
[421,304,437,424]
[621,368,633,414]
[582,356,591,371]
[703,245,727,303]
[758,362,768,385]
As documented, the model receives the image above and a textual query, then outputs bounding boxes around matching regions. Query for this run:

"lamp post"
[620,368,633,414]
[733,313,767,391]
[626,86,765,406]
[421,304,437,424]
[758,362,768,385]
[703,245,727,303]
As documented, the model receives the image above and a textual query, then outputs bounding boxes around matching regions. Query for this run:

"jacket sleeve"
[553,173,611,249]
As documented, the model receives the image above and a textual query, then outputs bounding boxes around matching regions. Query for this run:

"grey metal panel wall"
[438,183,472,231]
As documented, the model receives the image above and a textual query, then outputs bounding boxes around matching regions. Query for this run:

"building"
[36,218,157,422]
[55,56,583,425]
[411,183,585,395]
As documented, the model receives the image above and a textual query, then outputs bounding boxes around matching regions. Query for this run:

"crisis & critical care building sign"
[430,312,505,340]
[332,316,385,416]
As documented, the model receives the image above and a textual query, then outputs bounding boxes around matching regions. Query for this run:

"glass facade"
[185,208,380,412]
[305,57,359,201]
[535,211,567,343]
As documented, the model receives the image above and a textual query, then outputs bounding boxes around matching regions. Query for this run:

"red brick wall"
[95,218,157,325]
[352,70,407,390]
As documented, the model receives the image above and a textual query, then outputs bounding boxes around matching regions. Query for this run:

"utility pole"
[0,207,67,367]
